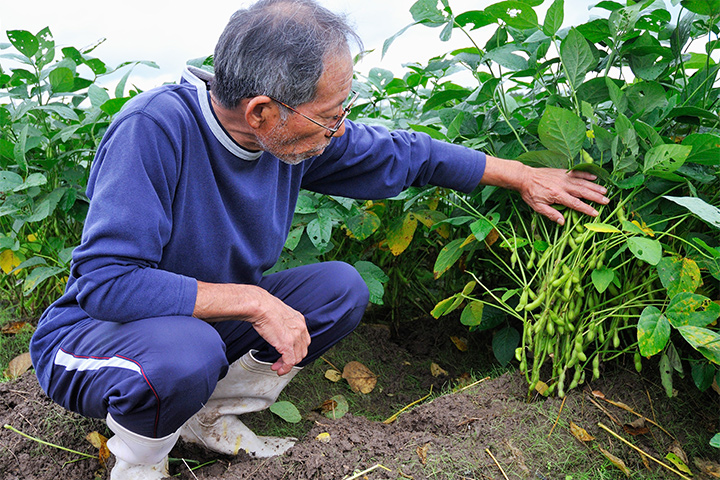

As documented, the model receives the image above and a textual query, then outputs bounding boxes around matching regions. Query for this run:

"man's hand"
[517,167,609,225]
[193,281,311,375]
[481,155,609,224]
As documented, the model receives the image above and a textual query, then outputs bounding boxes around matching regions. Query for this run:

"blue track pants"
[45,261,369,438]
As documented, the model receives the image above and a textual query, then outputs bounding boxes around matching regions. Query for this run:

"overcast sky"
[0,1,634,89]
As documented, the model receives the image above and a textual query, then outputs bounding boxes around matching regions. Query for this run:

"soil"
[1,315,719,480]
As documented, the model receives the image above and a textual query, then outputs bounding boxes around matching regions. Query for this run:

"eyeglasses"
[268,91,359,138]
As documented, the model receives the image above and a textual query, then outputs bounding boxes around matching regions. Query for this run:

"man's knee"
[319,261,370,309]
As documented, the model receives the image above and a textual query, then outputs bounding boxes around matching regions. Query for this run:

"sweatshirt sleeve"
[300,121,486,198]
[70,112,198,323]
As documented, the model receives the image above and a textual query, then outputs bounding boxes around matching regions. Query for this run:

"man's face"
[257,52,355,165]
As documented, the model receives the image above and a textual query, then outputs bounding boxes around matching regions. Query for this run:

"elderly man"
[30,0,608,478]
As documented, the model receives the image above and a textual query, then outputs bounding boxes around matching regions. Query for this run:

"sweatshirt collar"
[182,66,262,161]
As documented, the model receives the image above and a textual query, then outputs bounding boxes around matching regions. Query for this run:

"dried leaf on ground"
[4,352,32,380]
[450,336,468,352]
[1,321,33,335]
[431,362,448,377]
[342,361,377,394]
[694,458,720,477]
[599,447,631,477]
[315,432,331,443]
[667,440,689,464]
[505,439,530,475]
[324,369,342,382]
[86,431,110,466]
[570,421,595,442]
[622,417,650,436]
[592,390,606,398]
[416,443,430,465]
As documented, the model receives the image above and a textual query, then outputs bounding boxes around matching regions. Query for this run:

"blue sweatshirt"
[30,67,486,389]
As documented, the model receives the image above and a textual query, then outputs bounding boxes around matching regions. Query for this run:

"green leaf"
[591,267,615,293]
[666,292,720,328]
[284,226,304,251]
[269,401,302,424]
[431,294,462,318]
[354,261,388,306]
[306,211,333,251]
[323,395,349,419]
[569,163,612,183]
[492,326,521,367]
[560,28,595,89]
[664,196,720,230]
[345,210,381,241]
[0,171,23,193]
[22,266,64,295]
[657,256,702,298]
[538,106,585,161]
[7,30,38,58]
[433,238,465,279]
[682,133,720,165]
[680,0,720,15]
[382,23,417,58]
[543,0,564,36]
[691,361,715,391]
[410,0,446,23]
[711,433,720,448]
[408,124,449,141]
[638,306,671,357]
[643,144,691,175]
[627,237,662,265]
[87,84,110,108]
[469,214,498,242]
[659,353,673,396]
[48,67,75,94]
[483,44,529,71]
[516,150,568,169]
[485,1,539,30]
[676,326,720,364]
[460,300,484,327]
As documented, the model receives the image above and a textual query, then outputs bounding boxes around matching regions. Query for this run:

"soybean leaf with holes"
[657,256,702,298]
[627,237,662,265]
[666,292,720,328]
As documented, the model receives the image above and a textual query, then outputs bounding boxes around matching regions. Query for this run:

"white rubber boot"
[106,413,180,480]
[179,350,301,457]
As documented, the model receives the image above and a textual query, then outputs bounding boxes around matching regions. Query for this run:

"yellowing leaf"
[316,432,331,443]
[570,421,595,442]
[86,431,110,466]
[4,352,32,380]
[386,213,418,256]
[342,361,377,394]
[584,223,622,233]
[26,234,37,242]
[599,447,631,476]
[665,452,692,475]
[0,250,21,274]
[535,380,549,396]
[450,336,468,352]
[631,220,655,237]
[324,369,342,382]
[431,362,448,377]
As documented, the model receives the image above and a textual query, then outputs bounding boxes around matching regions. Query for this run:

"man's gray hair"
[212,0,362,109]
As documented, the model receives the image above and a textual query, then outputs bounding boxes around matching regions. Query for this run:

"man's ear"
[244,96,276,130]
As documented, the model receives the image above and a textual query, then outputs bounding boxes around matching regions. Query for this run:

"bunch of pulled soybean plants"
[392,0,720,429]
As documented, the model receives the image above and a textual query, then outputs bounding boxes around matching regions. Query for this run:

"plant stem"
[3,424,96,460]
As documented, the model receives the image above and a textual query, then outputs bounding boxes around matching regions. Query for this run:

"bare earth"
[1,317,718,480]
